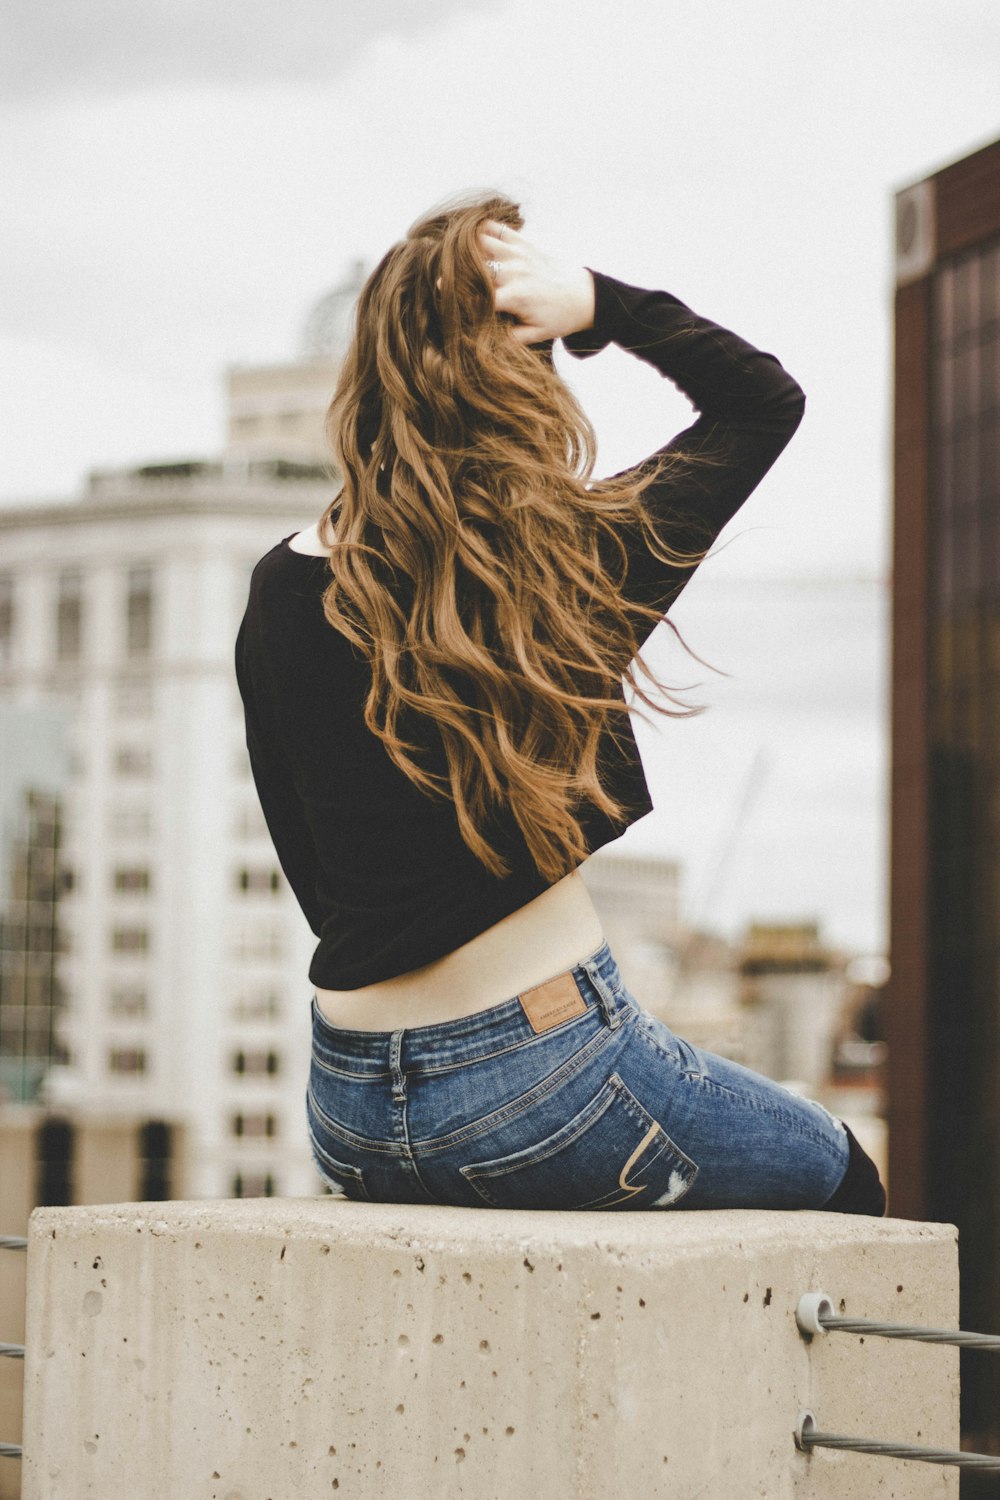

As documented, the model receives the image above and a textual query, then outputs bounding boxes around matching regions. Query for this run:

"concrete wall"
[0,1104,191,1497]
[21,1199,959,1499]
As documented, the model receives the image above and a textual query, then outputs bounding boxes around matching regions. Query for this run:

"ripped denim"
[305,939,852,1212]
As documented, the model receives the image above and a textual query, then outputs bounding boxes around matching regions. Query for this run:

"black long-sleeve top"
[234,270,805,990]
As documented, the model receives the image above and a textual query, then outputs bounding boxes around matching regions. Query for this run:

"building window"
[108,1047,146,1074]
[113,866,151,894]
[0,573,14,667]
[234,803,268,839]
[231,924,284,962]
[231,989,282,1021]
[109,986,148,1017]
[231,1112,278,1138]
[125,565,154,658]
[114,678,154,717]
[236,866,282,895]
[111,926,149,954]
[109,806,153,839]
[114,747,153,778]
[231,1049,280,1077]
[232,1172,276,1198]
[56,569,83,663]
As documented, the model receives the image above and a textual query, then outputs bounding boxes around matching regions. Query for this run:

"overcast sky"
[2,1,998,956]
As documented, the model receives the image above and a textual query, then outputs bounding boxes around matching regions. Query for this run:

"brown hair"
[319,191,724,883]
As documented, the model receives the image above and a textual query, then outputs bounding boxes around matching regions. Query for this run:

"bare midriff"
[288,523,606,1032]
[312,868,605,1030]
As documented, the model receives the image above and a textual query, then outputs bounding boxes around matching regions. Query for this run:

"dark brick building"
[889,134,1000,1450]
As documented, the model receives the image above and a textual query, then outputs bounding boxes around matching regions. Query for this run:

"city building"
[225,259,366,467]
[889,132,1000,1445]
[0,271,363,1200]
[0,704,73,1102]
[737,920,844,1090]
[579,849,682,1007]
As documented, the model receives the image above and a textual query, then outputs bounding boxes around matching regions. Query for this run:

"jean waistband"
[309,938,626,1074]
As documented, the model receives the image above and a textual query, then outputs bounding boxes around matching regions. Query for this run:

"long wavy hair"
[318,191,725,883]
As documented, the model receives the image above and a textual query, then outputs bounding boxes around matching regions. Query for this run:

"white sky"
[2,1,998,957]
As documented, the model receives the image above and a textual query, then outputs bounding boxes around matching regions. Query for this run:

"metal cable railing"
[795,1411,1000,1470]
[1,1232,26,1461]
[796,1291,1000,1350]
[795,1290,1000,1474]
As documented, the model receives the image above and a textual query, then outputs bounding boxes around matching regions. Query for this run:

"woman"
[235,192,885,1215]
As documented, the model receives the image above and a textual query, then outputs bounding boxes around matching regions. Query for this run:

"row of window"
[14,921,295,961]
[232,1049,281,1076]
[230,1174,336,1200]
[232,412,307,433]
[232,1111,279,1137]
[0,986,287,1022]
[105,989,285,1019]
[232,1173,277,1197]
[51,865,283,897]
[67,745,256,784]
[0,564,154,667]
[107,1048,284,1077]
[108,918,290,954]
[63,802,267,843]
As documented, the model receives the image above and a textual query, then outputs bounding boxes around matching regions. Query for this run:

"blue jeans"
[305,939,854,1212]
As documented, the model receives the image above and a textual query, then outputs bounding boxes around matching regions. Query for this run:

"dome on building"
[299,258,368,362]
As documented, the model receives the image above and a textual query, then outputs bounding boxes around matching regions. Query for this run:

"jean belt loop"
[588,961,621,1031]
[389,1029,406,1101]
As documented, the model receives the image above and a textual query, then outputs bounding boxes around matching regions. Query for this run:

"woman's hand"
[478,221,595,345]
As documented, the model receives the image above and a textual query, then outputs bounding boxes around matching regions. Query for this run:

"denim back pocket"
[459,1073,698,1210]
[308,1130,371,1200]
[306,1087,371,1200]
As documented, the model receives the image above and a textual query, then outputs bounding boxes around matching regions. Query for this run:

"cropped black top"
[234,270,805,989]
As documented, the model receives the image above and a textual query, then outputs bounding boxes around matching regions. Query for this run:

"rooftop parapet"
[20,1199,958,1498]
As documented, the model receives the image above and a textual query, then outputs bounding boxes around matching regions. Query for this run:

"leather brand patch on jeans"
[517,970,588,1033]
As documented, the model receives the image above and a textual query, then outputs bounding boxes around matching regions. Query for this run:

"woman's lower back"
[312,867,605,1030]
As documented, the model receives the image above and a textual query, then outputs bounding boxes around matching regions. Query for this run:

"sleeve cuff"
[560,269,614,359]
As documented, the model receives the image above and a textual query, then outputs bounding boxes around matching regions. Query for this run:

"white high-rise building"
[0,468,338,1197]
[0,267,367,1199]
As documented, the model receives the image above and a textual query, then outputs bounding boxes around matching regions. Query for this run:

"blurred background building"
[582,855,887,1176]
[888,132,1000,1453]
[0,268,366,1212]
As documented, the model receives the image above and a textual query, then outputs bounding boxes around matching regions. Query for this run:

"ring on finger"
[486,259,500,282]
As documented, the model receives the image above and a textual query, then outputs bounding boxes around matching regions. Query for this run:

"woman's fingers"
[509,325,548,345]
[481,219,522,244]
[478,231,517,263]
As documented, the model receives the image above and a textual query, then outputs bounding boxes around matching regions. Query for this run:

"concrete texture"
[22,1200,958,1499]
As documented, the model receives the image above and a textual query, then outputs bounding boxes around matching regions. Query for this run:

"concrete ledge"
[22,1201,958,1499]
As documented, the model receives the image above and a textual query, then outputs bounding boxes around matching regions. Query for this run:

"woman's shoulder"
[286,519,337,556]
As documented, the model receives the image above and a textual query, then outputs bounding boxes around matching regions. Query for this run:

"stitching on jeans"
[309,1060,391,1081]
[634,1018,682,1069]
[417,1008,635,1155]
[310,995,600,1081]
[691,1074,847,1158]
[306,1086,400,1156]
[306,1009,633,1156]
